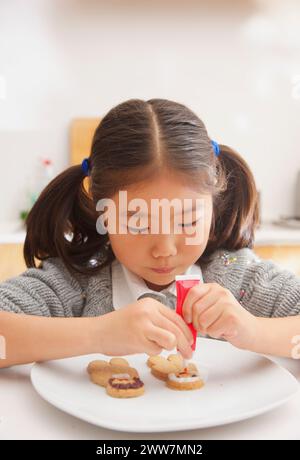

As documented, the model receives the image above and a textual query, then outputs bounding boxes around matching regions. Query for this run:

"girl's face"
[107,172,213,292]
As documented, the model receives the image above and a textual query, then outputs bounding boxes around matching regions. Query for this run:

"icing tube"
[175,274,201,351]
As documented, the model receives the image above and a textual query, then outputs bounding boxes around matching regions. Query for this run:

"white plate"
[31,338,299,433]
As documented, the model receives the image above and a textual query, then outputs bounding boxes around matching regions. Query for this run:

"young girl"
[1,98,300,369]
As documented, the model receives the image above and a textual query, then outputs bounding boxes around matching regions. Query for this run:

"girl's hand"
[182,283,259,350]
[98,297,194,359]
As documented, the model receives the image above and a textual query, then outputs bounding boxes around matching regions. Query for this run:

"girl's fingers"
[206,315,237,340]
[197,304,224,333]
[182,283,213,323]
[192,291,222,329]
[158,304,193,343]
[146,326,177,352]
[144,340,164,356]
[153,313,193,358]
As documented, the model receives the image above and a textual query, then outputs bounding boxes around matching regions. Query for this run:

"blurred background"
[0,0,300,279]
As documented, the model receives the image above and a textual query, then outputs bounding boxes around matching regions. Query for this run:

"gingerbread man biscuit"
[147,353,204,390]
[106,373,145,398]
[166,367,204,391]
[87,358,144,398]
[109,357,130,367]
[87,359,109,375]
[147,353,186,381]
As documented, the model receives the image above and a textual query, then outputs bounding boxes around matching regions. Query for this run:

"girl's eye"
[181,219,199,228]
[127,220,200,233]
[127,226,149,234]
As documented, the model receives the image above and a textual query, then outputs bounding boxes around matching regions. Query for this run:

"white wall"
[0,0,300,228]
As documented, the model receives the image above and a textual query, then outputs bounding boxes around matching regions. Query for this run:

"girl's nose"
[151,235,177,258]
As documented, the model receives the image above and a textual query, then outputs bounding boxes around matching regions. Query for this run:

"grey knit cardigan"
[1,247,300,318]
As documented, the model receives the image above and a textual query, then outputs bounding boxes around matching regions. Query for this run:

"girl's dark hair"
[24,98,259,275]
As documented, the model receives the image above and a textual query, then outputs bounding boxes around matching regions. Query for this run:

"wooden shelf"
[70,118,101,166]
[0,243,27,282]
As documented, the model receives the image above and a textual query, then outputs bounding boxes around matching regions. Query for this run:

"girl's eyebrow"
[124,202,199,217]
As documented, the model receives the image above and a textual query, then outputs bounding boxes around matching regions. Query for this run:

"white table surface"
[0,354,299,440]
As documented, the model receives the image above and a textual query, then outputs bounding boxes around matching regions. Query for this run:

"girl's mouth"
[150,267,175,274]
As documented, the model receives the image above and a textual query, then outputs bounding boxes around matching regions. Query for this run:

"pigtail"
[23,165,110,275]
[204,144,260,257]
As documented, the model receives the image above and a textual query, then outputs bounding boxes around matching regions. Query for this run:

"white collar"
[112,259,203,310]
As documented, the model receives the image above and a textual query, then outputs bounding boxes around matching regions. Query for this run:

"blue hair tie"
[81,158,90,176]
[211,140,220,157]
